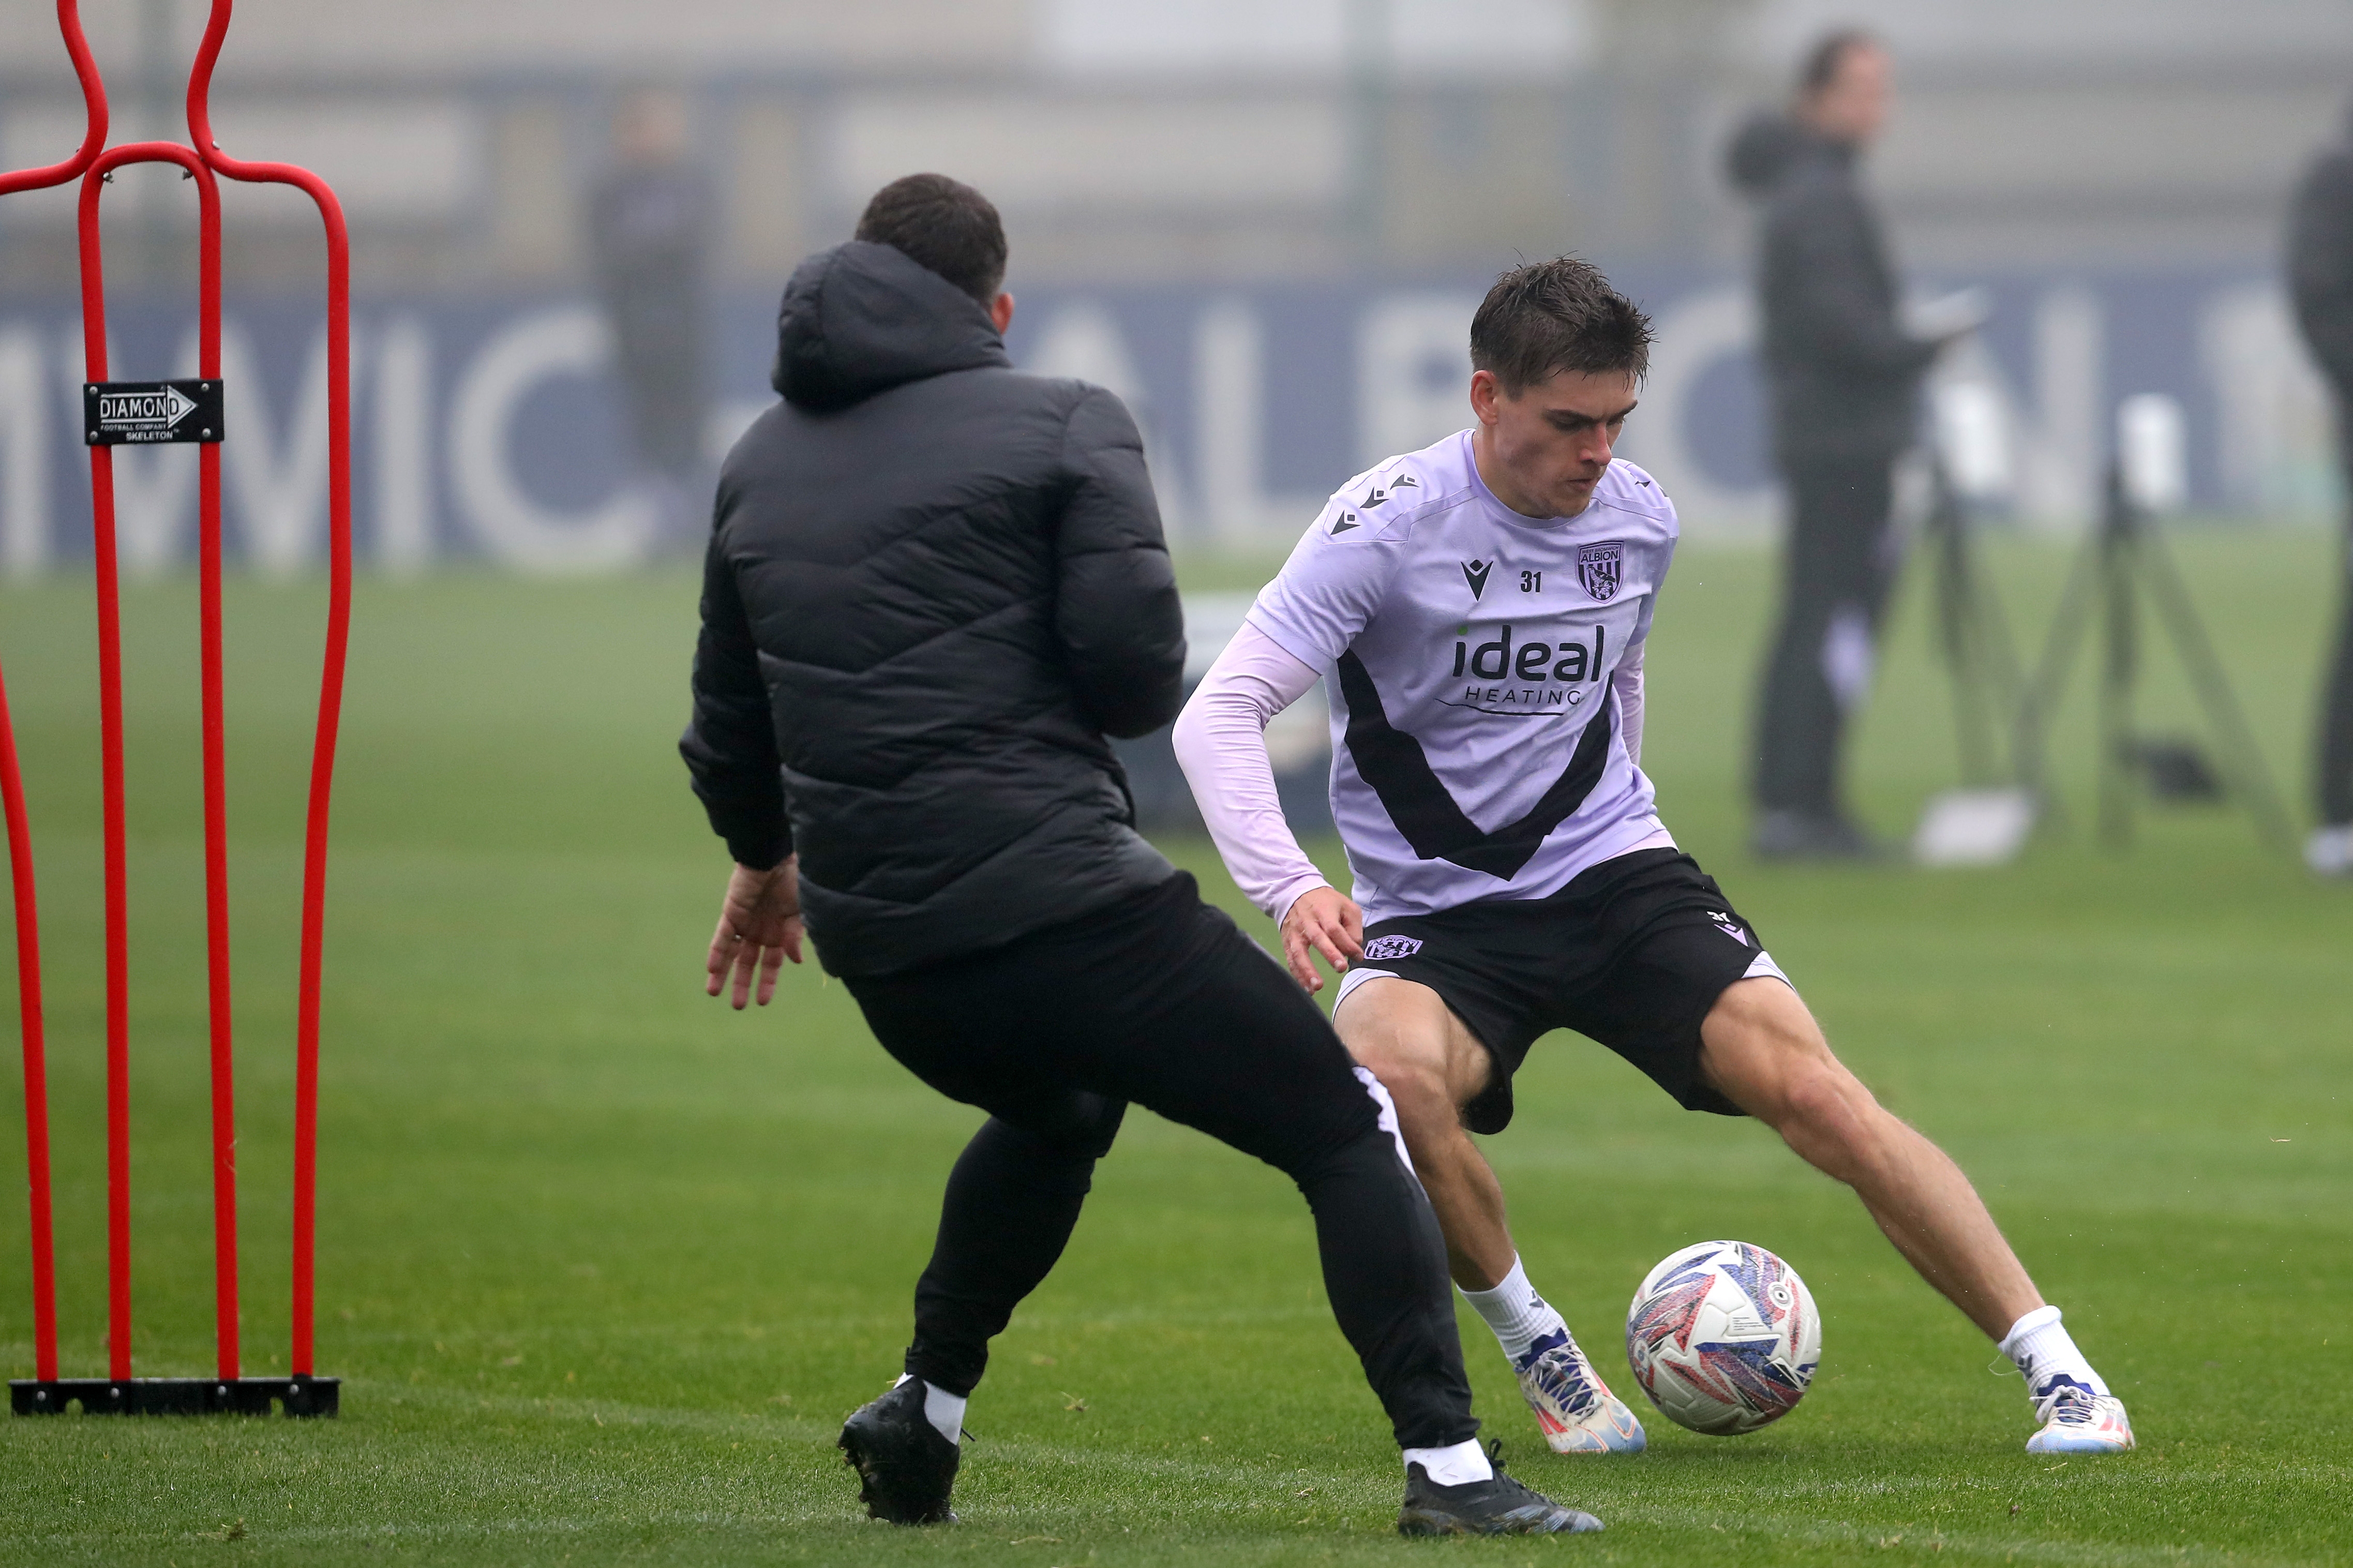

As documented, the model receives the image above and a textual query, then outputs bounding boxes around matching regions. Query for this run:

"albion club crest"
[1577,540,1624,602]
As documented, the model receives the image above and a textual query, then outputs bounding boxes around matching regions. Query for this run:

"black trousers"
[1753,453,1902,816]
[843,873,1477,1452]
[2319,406,2353,826]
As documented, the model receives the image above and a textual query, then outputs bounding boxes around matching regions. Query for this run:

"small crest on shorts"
[1708,910,1751,947]
[1361,934,1423,961]
[1577,540,1624,602]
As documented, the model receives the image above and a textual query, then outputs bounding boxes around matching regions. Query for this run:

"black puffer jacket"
[681,240,1186,977]
[1728,112,1937,464]
[2289,104,2353,398]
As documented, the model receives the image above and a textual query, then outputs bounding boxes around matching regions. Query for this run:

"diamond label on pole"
[83,379,223,445]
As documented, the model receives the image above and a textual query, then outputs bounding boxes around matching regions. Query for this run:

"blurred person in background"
[591,88,712,549]
[1727,31,1965,860]
[2290,96,2353,877]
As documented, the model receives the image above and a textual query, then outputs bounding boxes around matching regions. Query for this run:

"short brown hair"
[854,173,1008,305]
[1468,258,1652,394]
[1798,28,1880,97]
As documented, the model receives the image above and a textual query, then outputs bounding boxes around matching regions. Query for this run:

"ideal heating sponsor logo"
[1442,622,1609,715]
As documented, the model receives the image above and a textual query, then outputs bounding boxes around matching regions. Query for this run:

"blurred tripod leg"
[1952,504,2030,746]
[2098,485,2139,849]
[2015,527,2102,831]
[1928,476,1998,787]
[2132,525,2297,852]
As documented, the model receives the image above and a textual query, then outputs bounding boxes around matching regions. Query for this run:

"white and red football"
[1624,1240,1820,1435]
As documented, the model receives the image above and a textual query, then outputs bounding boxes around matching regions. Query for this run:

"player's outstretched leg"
[1103,899,1598,1532]
[843,876,1604,1532]
[1285,1114,1594,1532]
[841,1105,1123,1523]
[1699,977,2134,1453]
[1340,978,1644,1456]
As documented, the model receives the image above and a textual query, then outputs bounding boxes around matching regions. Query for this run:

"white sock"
[1999,1306,2109,1399]
[1460,1256,1570,1367]
[892,1373,967,1443]
[1403,1438,1493,1485]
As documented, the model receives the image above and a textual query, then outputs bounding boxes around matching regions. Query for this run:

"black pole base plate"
[11,1376,339,1416]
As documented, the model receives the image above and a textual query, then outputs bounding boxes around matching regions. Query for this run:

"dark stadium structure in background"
[1,0,351,1419]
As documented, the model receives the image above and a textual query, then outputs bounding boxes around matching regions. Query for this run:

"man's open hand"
[706,856,805,1008]
[1280,884,1363,993]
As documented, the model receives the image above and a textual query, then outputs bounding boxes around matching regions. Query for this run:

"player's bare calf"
[1698,978,2044,1340]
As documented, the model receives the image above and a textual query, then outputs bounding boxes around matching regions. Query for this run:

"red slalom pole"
[77,141,227,1385]
[188,0,350,1381]
[0,3,106,203]
[0,674,56,1383]
[0,0,103,1396]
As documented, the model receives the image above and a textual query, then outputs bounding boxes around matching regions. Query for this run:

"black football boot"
[837,1378,960,1525]
[1396,1443,1603,1536]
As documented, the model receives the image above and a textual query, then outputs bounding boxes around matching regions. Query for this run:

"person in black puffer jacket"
[1727,31,1957,860]
[680,176,1579,1537]
[682,231,1180,976]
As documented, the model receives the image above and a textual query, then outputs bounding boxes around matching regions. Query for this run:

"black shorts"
[1340,849,1780,1132]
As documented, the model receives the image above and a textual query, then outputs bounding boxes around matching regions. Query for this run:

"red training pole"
[0,3,106,203]
[77,141,227,1385]
[74,204,130,1380]
[190,187,235,1388]
[0,672,57,1383]
[188,0,350,1380]
[0,0,104,1395]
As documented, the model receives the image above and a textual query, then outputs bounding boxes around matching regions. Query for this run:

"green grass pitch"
[0,532,2347,1563]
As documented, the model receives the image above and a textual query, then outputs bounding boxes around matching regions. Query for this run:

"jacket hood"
[772,240,1010,411]
[1726,111,1843,198]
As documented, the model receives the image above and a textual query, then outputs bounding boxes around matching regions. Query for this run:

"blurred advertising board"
[0,267,2333,577]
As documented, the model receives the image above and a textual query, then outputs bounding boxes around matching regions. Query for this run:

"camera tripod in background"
[2012,461,2296,852]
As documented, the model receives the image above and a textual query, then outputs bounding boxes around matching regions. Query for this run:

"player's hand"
[706,856,805,1009]
[1280,885,1363,993]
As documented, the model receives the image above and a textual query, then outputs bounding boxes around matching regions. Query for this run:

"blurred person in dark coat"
[591,89,712,546]
[1727,32,1965,860]
[2289,96,2353,877]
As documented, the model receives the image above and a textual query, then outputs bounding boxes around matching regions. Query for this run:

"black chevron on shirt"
[1333,651,1615,880]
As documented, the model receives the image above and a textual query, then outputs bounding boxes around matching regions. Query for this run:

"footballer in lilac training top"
[1174,255,2134,1465]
